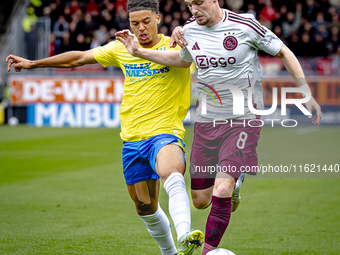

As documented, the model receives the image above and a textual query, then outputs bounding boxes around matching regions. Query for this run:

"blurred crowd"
[28,0,340,60]
[240,0,340,58]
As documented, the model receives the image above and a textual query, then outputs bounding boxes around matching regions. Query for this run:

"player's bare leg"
[191,187,214,209]
[127,179,178,255]
[127,179,159,215]
[201,172,235,255]
[191,177,244,212]
[156,144,204,254]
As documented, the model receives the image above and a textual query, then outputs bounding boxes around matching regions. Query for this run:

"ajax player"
[115,0,322,254]
[6,0,205,254]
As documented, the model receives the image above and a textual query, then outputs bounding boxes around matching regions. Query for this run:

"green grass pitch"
[0,125,339,254]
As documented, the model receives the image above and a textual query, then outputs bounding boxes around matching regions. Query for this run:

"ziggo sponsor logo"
[195,55,236,69]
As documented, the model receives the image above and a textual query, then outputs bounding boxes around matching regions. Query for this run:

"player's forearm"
[276,44,307,87]
[134,49,191,68]
[31,51,89,69]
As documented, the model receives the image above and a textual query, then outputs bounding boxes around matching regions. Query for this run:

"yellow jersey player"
[6,1,204,254]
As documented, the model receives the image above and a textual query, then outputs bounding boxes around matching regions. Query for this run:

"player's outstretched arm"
[6,50,97,72]
[115,30,191,68]
[276,44,322,126]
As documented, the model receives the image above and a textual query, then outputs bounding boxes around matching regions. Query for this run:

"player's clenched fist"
[6,55,32,72]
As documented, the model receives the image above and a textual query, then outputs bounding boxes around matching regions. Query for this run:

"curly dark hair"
[126,0,159,14]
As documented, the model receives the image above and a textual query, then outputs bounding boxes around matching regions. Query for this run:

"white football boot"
[231,173,246,212]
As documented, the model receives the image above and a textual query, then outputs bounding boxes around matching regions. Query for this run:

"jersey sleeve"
[247,16,283,56]
[179,48,194,62]
[93,40,120,67]
[179,26,194,63]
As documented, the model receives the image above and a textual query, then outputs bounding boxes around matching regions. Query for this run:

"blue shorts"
[122,134,185,185]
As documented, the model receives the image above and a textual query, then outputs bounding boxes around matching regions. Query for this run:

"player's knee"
[160,169,184,184]
[135,201,156,215]
[193,199,211,209]
[192,194,211,209]
[214,184,233,197]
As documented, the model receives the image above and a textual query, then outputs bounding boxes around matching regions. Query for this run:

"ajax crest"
[223,36,238,51]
